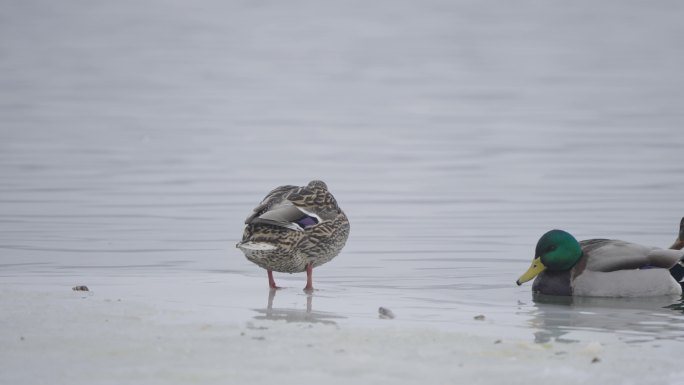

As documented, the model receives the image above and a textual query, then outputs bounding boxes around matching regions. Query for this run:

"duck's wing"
[244,185,298,224]
[248,203,320,231]
[244,181,341,229]
[582,239,684,272]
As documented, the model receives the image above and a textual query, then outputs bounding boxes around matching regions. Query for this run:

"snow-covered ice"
[2,282,683,385]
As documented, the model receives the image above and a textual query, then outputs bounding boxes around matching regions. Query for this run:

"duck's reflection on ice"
[528,294,684,344]
[252,288,345,325]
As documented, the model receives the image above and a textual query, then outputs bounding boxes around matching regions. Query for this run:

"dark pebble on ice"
[72,285,89,291]
[494,339,502,344]
[474,315,486,321]
[378,307,395,319]
[591,357,601,363]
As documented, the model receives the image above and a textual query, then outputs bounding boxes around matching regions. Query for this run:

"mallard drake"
[517,219,684,297]
[237,180,350,291]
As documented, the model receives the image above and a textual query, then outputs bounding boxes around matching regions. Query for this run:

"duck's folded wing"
[248,204,320,231]
[585,240,684,272]
[244,185,298,223]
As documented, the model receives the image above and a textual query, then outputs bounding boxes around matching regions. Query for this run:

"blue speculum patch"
[296,216,318,228]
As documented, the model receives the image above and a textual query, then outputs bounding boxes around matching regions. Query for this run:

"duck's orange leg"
[304,263,314,291]
[267,270,280,289]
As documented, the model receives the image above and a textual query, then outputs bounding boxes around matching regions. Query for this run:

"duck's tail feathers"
[670,263,684,282]
[667,228,684,285]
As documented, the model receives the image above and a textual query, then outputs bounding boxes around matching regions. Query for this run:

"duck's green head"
[516,229,582,286]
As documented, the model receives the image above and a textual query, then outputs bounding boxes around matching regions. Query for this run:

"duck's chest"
[533,265,683,297]
[532,270,573,296]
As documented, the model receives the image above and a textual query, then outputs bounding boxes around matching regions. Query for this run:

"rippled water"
[2,0,684,348]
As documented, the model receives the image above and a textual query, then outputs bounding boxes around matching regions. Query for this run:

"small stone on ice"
[592,357,601,363]
[378,307,395,319]
[474,315,485,321]
[72,285,89,291]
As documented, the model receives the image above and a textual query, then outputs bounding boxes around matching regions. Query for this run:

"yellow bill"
[516,257,546,285]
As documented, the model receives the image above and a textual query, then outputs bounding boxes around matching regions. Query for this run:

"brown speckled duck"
[237,180,350,291]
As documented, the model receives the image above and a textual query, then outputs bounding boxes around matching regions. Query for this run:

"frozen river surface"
[1,1,684,384]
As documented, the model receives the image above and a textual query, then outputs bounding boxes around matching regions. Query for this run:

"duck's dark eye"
[295,215,318,228]
[547,245,557,252]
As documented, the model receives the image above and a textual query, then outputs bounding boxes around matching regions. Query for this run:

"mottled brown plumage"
[236,180,350,290]
[670,217,684,250]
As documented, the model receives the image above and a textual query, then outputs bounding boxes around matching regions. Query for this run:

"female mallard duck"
[517,219,684,297]
[237,180,350,291]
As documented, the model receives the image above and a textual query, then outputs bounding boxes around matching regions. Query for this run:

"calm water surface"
[2,0,684,347]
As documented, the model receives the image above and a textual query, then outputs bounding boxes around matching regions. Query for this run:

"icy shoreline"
[1,286,681,385]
